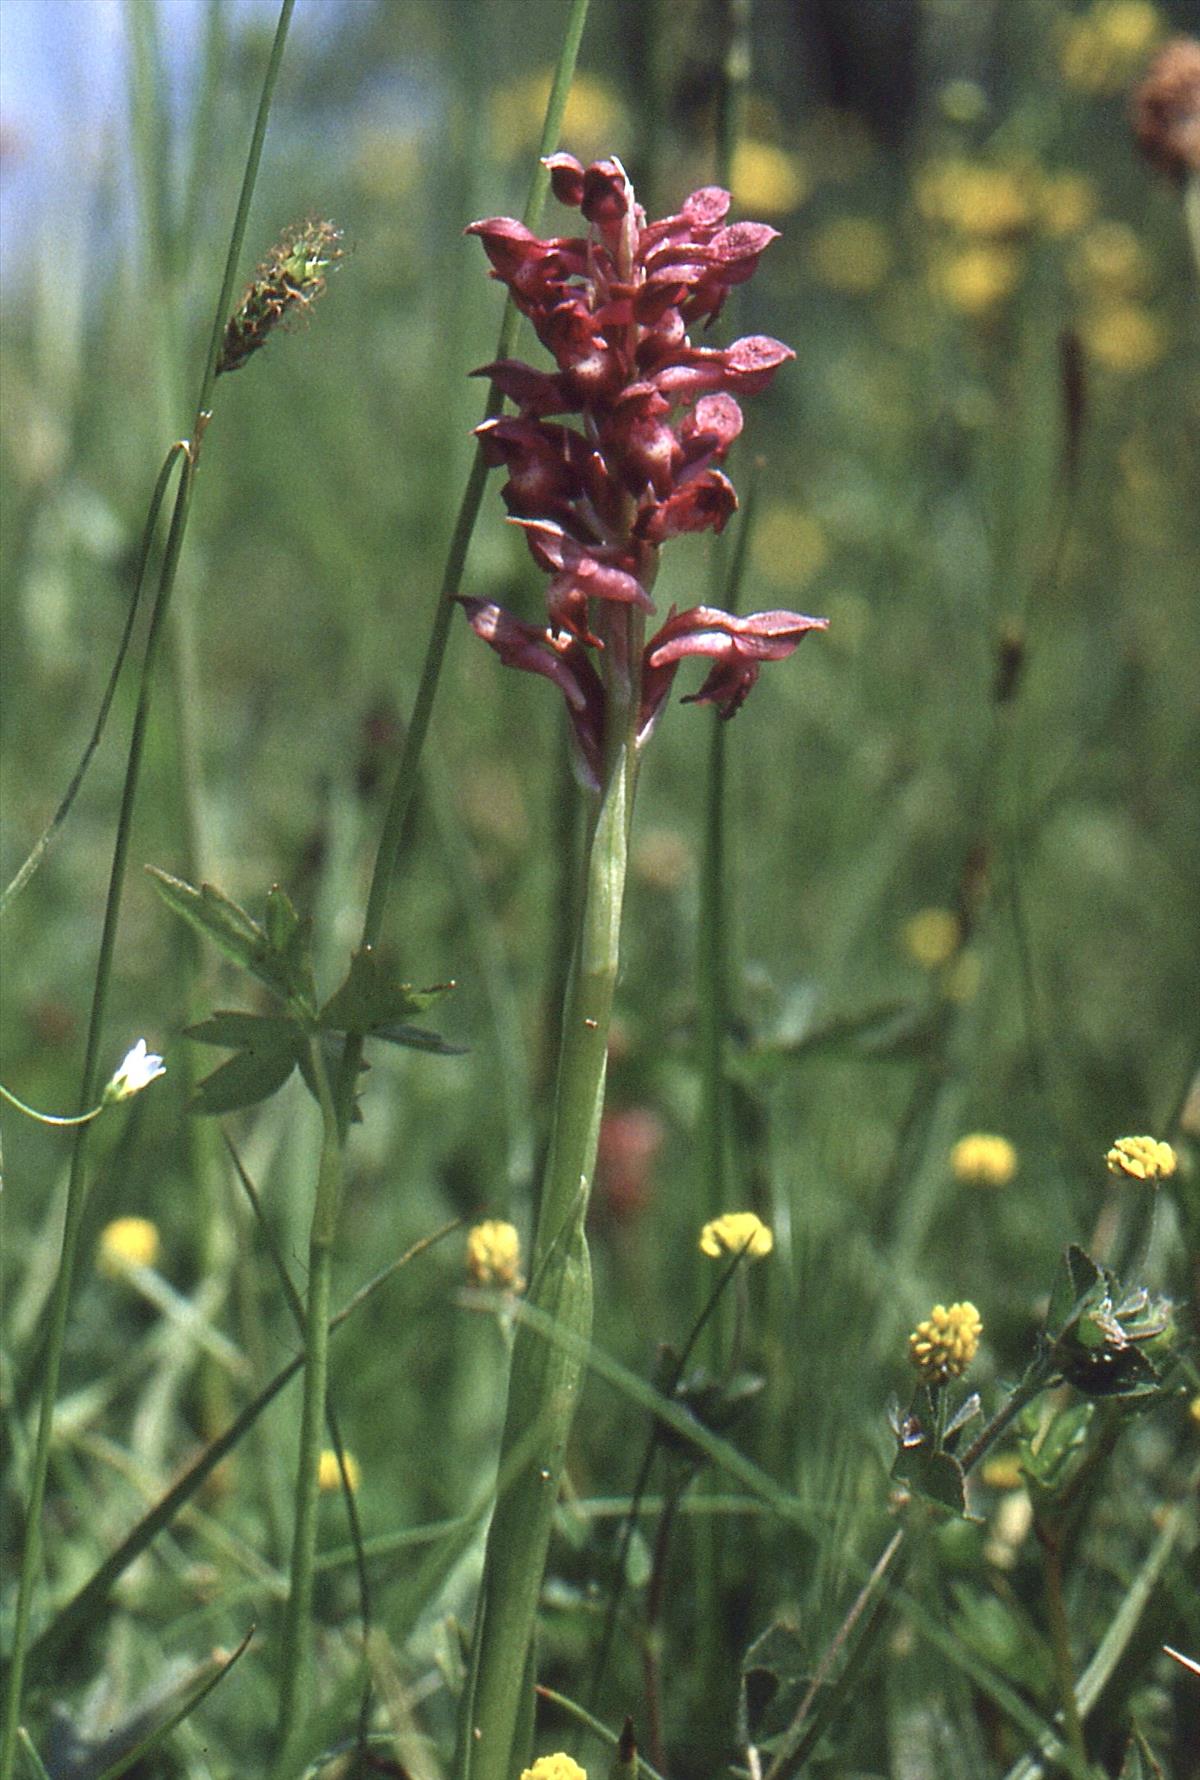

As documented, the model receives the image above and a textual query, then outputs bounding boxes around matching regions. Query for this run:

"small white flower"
[103,1039,166,1105]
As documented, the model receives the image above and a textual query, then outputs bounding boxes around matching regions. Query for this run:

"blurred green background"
[2,0,1198,1772]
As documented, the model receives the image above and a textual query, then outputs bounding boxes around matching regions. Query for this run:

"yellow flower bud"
[950,1134,1018,1188]
[1105,1136,1177,1182]
[317,1449,361,1494]
[466,1219,525,1290]
[521,1759,587,1780]
[97,1216,160,1277]
[909,1302,983,1383]
[698,1211,774,1260]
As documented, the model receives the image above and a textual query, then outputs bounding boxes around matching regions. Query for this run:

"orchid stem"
[456,711,632,1780]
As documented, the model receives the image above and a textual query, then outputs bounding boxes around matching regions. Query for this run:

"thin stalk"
[1037,1525,1087,1776]
[0,442,186,916]
[273,1039,345,1761]
[333,0,592,1138]
[763,1370,1050,1780]
[0,461,197,1779]
[764,1528,906,1780]
[586,1242,751,1713]
[641,1474,686,1773]
[21,1223,456,1688]
[0,9,295,1769]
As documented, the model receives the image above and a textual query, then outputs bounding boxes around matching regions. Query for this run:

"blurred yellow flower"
[810,216,892,293]
[983,1481,1033,1569]
[466,1218,525,1290]
[731,139,810,215]
[699,1211,774,1260]
[934,244,1022,314]
[1071,221,1151,296]
[97,1216,160,1277]
[901,908,961,970]
[317,1448,361,1494]
[1038,170,1099,237]
[915,160,1033,236]
[1060,2,1164,93]
[909,1301,983,1383]
[1081,304,1166,372]
[521,1759,587,1780]
[980,1453,1024,1490]
[1189,1395,1200,1427]
[490,72,626,161]
[951,1133,1018,1188]
[1105,1135,1177,1182]
[751,505,829,591]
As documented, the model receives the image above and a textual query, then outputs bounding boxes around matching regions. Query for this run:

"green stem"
[0,459,196,1780]
[456,714,634,1780]
[1037,1524,1088,1775]
[332,0,592,1139]
[0,442,187,916]
[0,11,295,1771]
[586,1246,748,1712]
[764,1369,1051,1780]
[0,1086,103,1128]
[273,1039,344,1762]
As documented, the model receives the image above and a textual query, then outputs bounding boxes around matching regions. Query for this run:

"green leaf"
[264,881,301,954]
[318,946,453,1037]
[371,1022,469,1056]
[1046,1244,1107,1337]
[740,1618,811,1747]
[192,1041,301,1114]
[264,883,317,1007]
[1020,1400,1093,1494]
[147,867,264,971]
[146,868,315,1008]
[185,1011,301,1050]
[91,1629,254,1780]
[893,1443,968,1516]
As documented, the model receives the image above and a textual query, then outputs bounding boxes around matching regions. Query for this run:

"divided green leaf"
[318,946,454,1037]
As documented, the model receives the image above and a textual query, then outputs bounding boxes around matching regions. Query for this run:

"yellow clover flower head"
[317,1449,361,1494]
[521,1759,587,1780]
[466,1219,525,1290]
[933,243,1022,314]
[97,1216,160,1277]
[902,907,961,969]
[950,1133,1018,1188]
[731,139,810,216]
[980,1452,1024,1491]
[909,1302,983,1384]
[1105,1135,1177,1183]
[1080,304,1166,374]
[699,1211,774,1260]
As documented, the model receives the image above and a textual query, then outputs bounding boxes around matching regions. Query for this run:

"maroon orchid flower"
[642,606,830,730]
[461,155,825,788]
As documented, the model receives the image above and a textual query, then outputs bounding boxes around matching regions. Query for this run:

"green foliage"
[148,869,458,1110]
[2,0,1198,1774]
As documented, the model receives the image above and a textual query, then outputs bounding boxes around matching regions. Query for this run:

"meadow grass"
[1,2,1198,1776]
